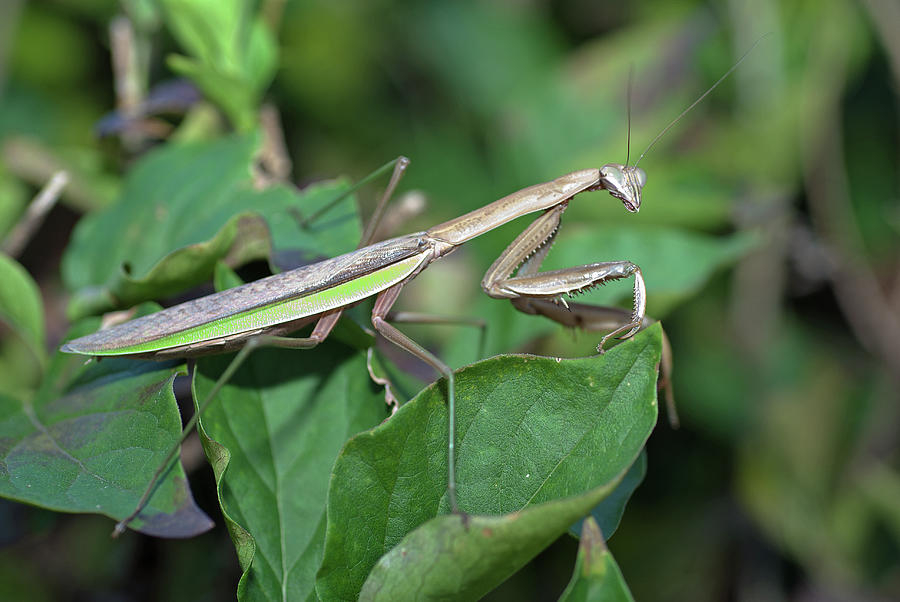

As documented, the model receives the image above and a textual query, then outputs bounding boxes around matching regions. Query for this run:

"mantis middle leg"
[370,281,459,512]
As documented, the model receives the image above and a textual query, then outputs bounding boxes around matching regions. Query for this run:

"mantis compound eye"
[634,167,647,188]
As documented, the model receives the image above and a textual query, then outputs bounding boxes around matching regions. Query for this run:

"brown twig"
[2,171,69,257]
[2,138,105,212]
[254,104,292,188]
[110,15,146,151]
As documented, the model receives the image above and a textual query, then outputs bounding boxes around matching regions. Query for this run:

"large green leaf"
[572,451,647,540]
[62,133,362,319]
[559,517,634,602]
[359,476,629,601]
[192,343,387,601]
[317,324,662,600]
[0,328,210,537]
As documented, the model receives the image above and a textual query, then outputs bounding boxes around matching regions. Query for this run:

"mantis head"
[599,163,646,213]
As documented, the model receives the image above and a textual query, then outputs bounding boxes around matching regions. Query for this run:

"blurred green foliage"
[1,0,898,599]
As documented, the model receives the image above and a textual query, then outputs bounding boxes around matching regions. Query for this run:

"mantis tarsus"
[61,44,758,535]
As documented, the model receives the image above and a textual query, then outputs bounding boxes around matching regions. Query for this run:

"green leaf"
[318,324,662,600]
[160,0,277,130]
[62,134,259,303]
[411,2,564,118]
[559,517,634,602]
[0,331,211,537]
[166,55,258,131]
[571,451,647,540]
[62,133,362,319]
[212,260,244,292]
[0,253,45,368]
[0,165,29,239]
[359,476,628,601]
[192,343,387,601]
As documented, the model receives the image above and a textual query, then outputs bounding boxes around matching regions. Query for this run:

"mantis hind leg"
[367,312,486,414]
[387,312,487,362]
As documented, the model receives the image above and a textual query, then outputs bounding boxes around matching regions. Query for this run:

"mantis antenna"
[625,64,634,166]
[633,34,770,168]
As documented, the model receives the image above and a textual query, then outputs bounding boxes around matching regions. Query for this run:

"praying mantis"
[62,157,650,521]
[61,44,758,535]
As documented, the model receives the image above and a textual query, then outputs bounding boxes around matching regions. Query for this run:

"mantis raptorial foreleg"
[477,198,671,421]
[481,202,646,351]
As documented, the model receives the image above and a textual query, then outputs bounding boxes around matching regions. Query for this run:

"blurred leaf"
[491,15,746,230]
[359,478,629,601]
[0,84,60,145]
[0,549,53,602]
[165,55,256,133]
[193,344,386,601]
[279,3,381,124]
[318,325,662,600]
[559,517,634,602]
[10,5,97,89]
[1,137,119,212]
[0,165,29,240]
[0,339,43,403]
[860,464,900,545]
[411,2,564,118]
[160,0,277,130]
[62,133,362,319]
[170,101,226,142]
[0,326,211,537]
[673,298,752,440]
[735,320,899,585]
[0,253,45,398]
[0,253,45,367]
